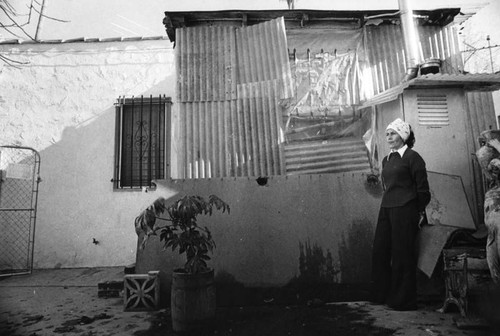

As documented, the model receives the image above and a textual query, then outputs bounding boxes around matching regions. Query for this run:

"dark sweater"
[381,148,431,211]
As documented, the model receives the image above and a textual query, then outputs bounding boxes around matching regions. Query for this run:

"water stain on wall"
[281,240,344,303]
[298,240,339,284]
[338,218,374,283]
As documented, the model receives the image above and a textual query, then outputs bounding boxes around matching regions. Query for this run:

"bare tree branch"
[0,21,26,39]
[0,0,67,66]
[0,0,18,16]
[0,54,28,68]
[0,3,23,27]
[33,0,44,40]
[0,4,36,40]
[31,1,69,23]
[25,0,35,25]
[1,0,31,27]
[0,53,28,64]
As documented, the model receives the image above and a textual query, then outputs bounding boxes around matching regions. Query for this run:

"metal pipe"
[130,97,134,188]
[148,95,152,185]
[398,0,421,80]
[139,96,143,187]
[158,95,163,180]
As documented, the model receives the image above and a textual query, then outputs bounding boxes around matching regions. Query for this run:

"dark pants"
[371,200,419,310]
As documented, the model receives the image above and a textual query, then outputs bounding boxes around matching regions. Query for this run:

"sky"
[0,0,495,41]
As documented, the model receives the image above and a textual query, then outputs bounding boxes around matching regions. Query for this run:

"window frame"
[113,95,172,190]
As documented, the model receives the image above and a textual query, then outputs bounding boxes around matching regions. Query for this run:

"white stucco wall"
[0,38,176,268]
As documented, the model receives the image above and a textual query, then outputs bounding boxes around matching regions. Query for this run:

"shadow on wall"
[281,232,373,305]
[210,237,373,308]
[213,241,345,307]
[32,77,175,269]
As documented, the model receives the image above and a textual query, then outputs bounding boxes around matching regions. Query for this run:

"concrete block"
[123,271,160,311]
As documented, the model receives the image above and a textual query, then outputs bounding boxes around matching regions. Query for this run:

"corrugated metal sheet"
[360,73,500,108]
[236,80,285,177]
[365,22,405,94]
[284,137,371,175]
[179,81,285,178]
[418,25,462,74]
[236,18,294,99]
[465,91,497,224]
[176,17,291,178]
[176,18,293,103]
[365,24,463,96]
[176,25,237,102]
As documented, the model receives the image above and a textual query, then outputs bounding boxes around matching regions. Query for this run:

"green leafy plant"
[135,195,230,274]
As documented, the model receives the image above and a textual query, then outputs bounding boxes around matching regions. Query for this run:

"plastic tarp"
[283,28,367,143]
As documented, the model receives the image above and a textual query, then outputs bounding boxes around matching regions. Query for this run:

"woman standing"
[371,118,431,311]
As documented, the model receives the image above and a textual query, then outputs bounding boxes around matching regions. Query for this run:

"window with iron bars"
[113,95,172,189]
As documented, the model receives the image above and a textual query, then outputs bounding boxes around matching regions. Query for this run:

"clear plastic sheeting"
[284,50,363,143]
[362,108,380,174]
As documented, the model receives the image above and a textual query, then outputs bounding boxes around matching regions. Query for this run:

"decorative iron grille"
[0,146,41,276]
[114,95,172,189]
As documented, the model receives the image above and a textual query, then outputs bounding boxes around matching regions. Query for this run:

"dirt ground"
[0,267,498,336]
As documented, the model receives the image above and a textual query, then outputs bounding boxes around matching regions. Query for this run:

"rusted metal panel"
[177,25,237,103]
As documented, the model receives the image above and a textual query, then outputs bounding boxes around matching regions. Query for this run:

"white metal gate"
[0,146,41,276]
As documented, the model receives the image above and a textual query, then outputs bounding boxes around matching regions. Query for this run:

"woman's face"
[386,128,404,150]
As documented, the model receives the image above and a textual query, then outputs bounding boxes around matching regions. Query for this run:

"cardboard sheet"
[417,171,477,277]
[426,171,476,230]
[417,225,460,277]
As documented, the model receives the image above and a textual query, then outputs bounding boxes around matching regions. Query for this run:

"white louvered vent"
[417,94,449,127]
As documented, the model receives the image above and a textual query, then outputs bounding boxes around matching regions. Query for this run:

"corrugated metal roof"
[360,73,500,108]
[0,36,170,45]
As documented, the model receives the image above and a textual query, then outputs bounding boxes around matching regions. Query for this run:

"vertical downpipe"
[148,95,152,184]
[139,96,143,187]
[130,98,135,188]
[399,0,421,81]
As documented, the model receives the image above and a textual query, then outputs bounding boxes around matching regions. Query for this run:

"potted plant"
[135,194,230,332]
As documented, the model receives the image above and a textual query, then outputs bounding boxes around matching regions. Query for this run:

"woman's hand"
[418,211,427,229]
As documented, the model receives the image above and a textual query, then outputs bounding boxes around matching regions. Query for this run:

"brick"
[97,280,124,298]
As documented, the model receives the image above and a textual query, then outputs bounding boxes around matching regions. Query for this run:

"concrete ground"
[0,267,498,336]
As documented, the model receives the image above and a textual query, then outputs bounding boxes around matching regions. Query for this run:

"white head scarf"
[386,118,410,141]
